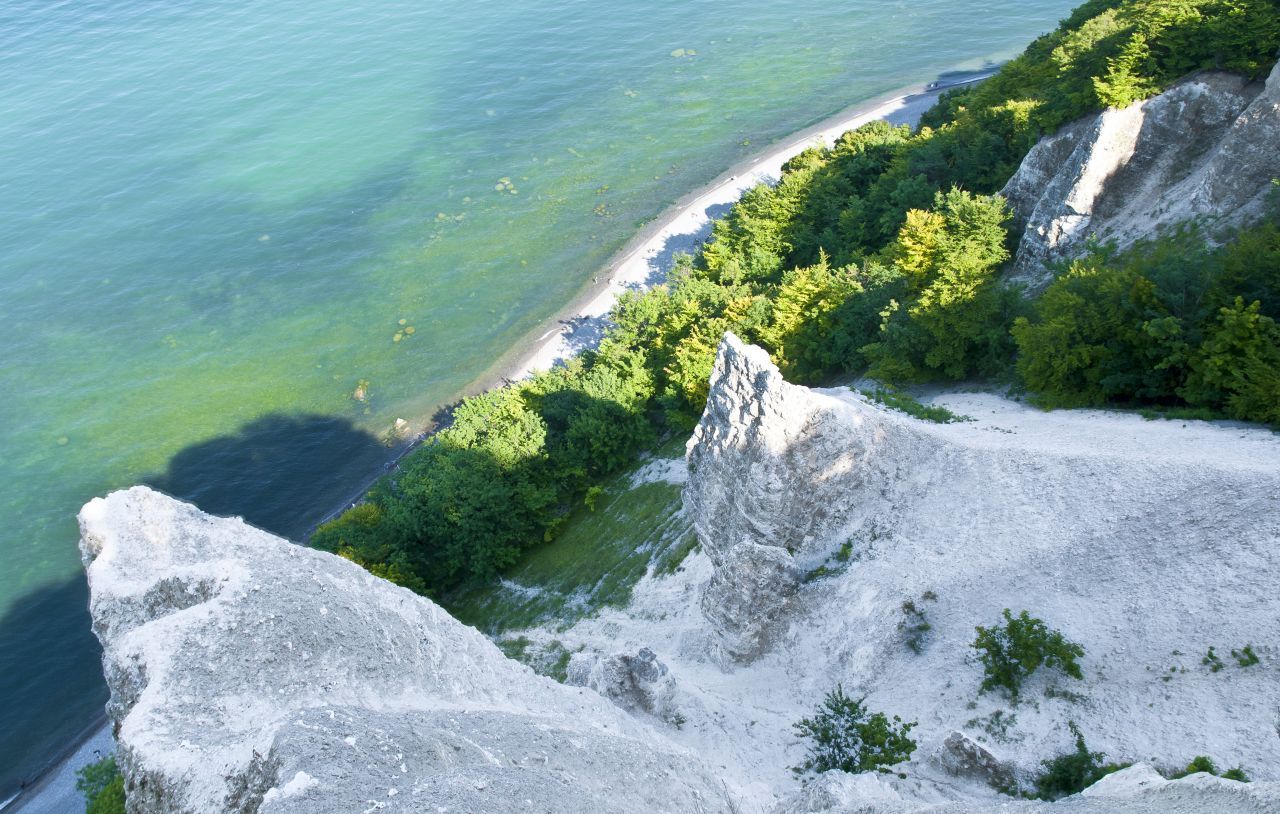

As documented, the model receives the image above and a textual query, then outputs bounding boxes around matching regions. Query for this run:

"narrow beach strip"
[503,70,993,381]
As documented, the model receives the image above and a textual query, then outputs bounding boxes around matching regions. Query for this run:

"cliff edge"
[78,487,734,814]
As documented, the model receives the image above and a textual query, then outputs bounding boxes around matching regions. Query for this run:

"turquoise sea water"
[0,0,1077,796]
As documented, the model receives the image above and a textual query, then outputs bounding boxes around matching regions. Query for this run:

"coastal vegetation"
[792,685,917,775]
[973,610,1085,699]
[1013,223,1280,422]
[76,756,125,814]
[316,0,1280,601]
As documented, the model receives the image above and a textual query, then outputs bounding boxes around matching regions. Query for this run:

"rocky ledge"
[78,487,733,813]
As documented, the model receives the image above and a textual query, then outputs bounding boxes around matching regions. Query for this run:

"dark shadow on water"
[0,414,399,804]
[0,574,106,803]
[147,413,394,541]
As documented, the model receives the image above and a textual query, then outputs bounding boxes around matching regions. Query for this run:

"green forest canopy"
[315,0,1280,597]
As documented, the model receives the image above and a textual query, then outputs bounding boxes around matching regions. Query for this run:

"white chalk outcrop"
[555,335,1280,812]
[1002,62,1280,289]
[684,334,943,663]
[78,487,735,814]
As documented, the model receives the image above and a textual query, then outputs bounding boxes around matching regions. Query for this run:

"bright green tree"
[973,609,1085,698]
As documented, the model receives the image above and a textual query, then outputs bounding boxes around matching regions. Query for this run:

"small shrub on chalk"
[973,609,1084,699]
[793,685,916,775]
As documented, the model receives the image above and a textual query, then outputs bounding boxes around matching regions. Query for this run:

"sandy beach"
[6,68,990,814]
[497,68,993,383]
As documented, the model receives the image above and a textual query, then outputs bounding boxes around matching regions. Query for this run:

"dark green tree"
[76,755,126,814]
[793,686,917,775]
[1034,722,1128,800]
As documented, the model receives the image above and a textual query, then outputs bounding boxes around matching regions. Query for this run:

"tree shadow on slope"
[147,413,394,542]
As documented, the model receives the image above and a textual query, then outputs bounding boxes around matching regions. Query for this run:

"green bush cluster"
[76,755,125,814]
[1172,755,1250,781]
[1013,225,1280,424]
[1232,645,1261,667]
[315,352,658,593]
[973,609,1085,699]
[317,0,1279,599]
[1204,646,1226,672]
[792,685,917,775]
[900,596,936,653]
[1032,722,1129,800]
[858,388,968,424]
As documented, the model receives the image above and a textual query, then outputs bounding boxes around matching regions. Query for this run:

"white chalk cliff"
[78,488,734,813]
[82,335,1280,812]
[552,335,1280,811]
[1002,61,1280,289]
[684,336,942,663]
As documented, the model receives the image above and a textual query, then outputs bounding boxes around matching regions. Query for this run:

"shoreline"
[301,66,995,537]
[485,68,994,388]
[5,66,991,814]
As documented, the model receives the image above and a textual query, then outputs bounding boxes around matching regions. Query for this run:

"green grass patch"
[857,387,969,424]
[442,456,692,634]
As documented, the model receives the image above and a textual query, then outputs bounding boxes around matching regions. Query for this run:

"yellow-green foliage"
[863,189,1018,381]
[76,756,125,814]
[1013,225,1280,424]
[316,0,1280,602]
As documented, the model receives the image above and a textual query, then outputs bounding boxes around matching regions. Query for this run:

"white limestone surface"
[79,487,734,814]
[550,335,1280,812]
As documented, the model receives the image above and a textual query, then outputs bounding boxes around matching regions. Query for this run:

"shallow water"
[0,0,1077,795]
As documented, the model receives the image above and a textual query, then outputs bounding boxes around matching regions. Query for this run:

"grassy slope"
[443,434,696,634]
